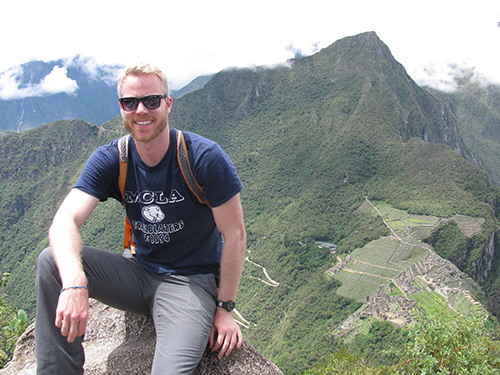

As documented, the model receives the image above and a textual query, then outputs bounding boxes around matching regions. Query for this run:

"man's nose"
[135,101,150,113]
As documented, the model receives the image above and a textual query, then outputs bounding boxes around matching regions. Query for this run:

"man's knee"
[36,247,58,280]
[37,246,55,266]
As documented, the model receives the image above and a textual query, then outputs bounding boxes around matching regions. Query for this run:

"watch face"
[217,300,236,311]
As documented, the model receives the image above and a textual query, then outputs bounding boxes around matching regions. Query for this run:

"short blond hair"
[117,63,169,97]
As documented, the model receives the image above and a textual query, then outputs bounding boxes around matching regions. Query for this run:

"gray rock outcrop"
[0,299,283,375]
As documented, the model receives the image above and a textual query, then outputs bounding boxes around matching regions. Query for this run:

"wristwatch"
[216,300,236,311]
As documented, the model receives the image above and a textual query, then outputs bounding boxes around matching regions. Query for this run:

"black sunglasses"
[119,95,167,112]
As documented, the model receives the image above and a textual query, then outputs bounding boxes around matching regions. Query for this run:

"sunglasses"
[119,95,167,112]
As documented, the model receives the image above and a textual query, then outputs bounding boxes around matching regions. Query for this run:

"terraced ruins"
[330,199,487,340]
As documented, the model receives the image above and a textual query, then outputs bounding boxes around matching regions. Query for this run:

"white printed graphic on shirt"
[133,219,184,245]
[124,189,185,204]
[142,205,165,223]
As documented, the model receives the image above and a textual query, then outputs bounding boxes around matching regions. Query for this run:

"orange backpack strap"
[117,135,129,201]
[117,135,135,254]
[176,129,210,207]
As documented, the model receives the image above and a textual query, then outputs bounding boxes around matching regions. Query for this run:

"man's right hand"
[55,287,89,343]
[49,188,98,343]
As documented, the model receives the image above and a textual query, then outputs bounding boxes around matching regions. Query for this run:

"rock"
[0,300,283,375]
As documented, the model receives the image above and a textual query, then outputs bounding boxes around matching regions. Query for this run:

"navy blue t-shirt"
[74,129,243,276]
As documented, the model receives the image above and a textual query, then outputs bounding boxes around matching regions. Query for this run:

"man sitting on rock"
[35,63,246,375]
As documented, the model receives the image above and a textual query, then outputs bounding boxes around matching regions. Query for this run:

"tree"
[397,304,500,374]
[301,349,391,375]
[0,273,28,368]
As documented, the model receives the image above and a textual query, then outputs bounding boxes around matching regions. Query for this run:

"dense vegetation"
[1,32,500,373]
[302,304,500,374]
[0,274,27,368]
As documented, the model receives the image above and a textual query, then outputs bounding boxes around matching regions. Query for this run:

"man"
[35,63,246,375]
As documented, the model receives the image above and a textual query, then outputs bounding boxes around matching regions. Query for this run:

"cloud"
[410,62,461,92]
[67,56,100,79]
[66,55,122,86]
[285,43,320,59]
[0,65,78,100]
[39,66,78,95]
[0,66,23,100]
[410,61,496,92]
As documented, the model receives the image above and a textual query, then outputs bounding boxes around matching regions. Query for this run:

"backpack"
[117,128,209,253]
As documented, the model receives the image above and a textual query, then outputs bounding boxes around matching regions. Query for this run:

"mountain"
[427,78,500,185]
[171,74,214,98]
[1,32,499,374]
[0,57,122,132]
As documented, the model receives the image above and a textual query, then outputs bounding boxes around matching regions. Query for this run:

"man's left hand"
[209,309,243,359]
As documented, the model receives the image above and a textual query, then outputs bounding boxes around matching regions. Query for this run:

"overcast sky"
[1,0,499,93]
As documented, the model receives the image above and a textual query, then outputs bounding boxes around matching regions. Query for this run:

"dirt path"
[352,258,401,272]
[245,257,280,287]
[365,197,402,241]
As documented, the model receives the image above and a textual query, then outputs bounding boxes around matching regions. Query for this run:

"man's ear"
[166,96,173,114]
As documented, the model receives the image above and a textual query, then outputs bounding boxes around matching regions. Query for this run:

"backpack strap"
[176,129,210,207]
[117,135,129,202]
[117,135,135,254]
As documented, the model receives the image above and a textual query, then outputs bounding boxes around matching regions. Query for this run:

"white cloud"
[411,62,463,93]
[39,66,78,95]
[67,56,100,79]
[0,65,78,100]
[0,66,24,100]
[410,61,497,93]
[66,56,122,86]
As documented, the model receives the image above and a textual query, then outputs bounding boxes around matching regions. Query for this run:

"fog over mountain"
[0,57,213,133]
[0,57,122,132]
[0,56,118,100]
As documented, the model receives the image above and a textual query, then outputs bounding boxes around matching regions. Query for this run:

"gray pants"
[35,246,218,375]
